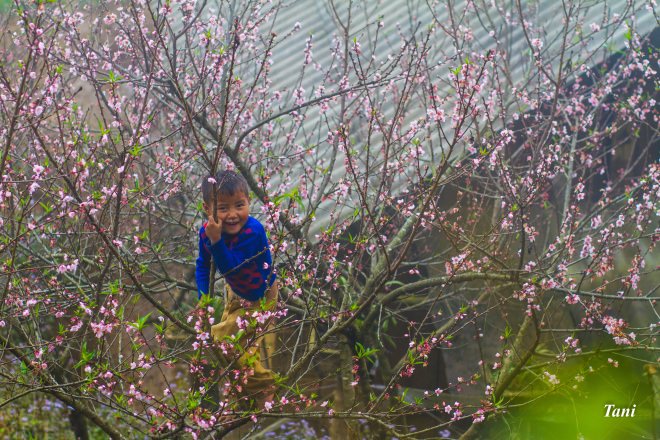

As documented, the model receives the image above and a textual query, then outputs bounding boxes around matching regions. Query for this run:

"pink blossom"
[580,235,594,258]
[544,371,560,385]
[427,107,446,122]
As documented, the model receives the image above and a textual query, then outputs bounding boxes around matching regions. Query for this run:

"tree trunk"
[69,408,89,440]
[329,334,358,439]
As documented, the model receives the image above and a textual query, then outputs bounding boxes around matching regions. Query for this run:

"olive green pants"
[210,284,278,396]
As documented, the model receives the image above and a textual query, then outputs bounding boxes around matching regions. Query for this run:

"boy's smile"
[204,192,250,235]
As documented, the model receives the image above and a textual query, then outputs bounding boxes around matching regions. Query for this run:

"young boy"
[196,170,278,406]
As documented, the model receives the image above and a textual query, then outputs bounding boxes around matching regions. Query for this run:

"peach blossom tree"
[0,0,657,438]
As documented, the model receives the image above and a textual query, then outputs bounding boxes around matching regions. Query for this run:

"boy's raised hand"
[205,214,222,244]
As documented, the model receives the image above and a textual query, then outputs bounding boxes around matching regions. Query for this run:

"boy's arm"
[205,233,261,276]
[205,221,275,300]
[195,228,211,298]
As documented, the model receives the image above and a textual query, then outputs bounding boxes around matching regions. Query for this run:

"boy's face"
[204,191,250,235]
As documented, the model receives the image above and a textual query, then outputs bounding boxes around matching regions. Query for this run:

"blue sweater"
[195,216,276,301]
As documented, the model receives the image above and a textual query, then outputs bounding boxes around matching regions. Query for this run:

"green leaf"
[131,312,151,331]
[187,391,201,410]
[39,201,53,215]
[128,179,142,195]
[106,70,122,83]
[385,280,405,288]
[355,342,379,363]
[273,187,303,207]
[129,143,142,157]
[75,342,96,369]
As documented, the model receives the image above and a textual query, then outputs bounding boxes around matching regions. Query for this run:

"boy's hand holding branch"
[205,211,222,244]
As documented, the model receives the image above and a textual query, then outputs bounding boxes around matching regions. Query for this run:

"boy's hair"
[202,170,250,204]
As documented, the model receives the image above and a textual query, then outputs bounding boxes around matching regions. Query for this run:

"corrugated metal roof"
[256,0,657,233]
[267,0,656,99]
[179,0,657,233]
